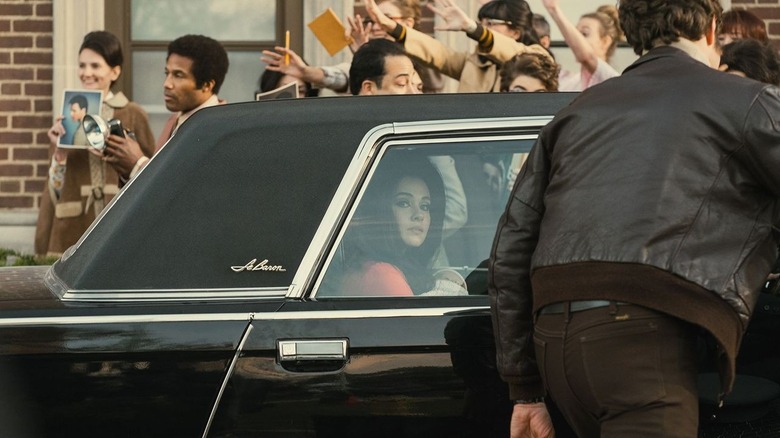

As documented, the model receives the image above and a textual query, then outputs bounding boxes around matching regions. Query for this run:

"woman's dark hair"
[478,0,539,45]
[79,31,124,86]
[500,53,560,91]
[721,9,768,43]
[619,0,723,56]
[342,153,446,292]
[721,39,780,85]
[258,69,318,97]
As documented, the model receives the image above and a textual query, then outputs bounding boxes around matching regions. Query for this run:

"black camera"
[107,118,125,138]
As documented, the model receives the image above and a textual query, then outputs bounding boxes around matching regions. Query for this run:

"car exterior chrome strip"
[59,290,287,302]
[291,115,552,300]
[0,306,488,327]
[391,115,553,134]
[0,312,253,327]
[45,267,287,302]
[287,123,395,300]
[203,320,254,438]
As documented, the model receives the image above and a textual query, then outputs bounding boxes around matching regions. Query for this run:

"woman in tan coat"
[35,31,155,256]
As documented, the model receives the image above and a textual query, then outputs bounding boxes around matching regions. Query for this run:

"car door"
[208,118,545,437]
[0,300,272,437]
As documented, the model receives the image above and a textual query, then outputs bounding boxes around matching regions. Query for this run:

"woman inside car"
[325,154,466,297]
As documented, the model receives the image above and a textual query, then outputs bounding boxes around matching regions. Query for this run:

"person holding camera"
[35,31,155,257]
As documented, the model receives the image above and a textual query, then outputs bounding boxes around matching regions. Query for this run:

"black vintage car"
[2,93,778,437]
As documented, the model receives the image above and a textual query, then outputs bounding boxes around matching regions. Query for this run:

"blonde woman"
[542,1,622,91]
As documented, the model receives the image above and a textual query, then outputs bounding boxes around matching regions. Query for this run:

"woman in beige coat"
[35,31,155,256]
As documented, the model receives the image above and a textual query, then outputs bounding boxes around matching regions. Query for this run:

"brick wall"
[733,0,780,49]
[0,0,52,212]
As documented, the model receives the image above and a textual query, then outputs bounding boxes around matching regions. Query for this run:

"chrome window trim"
[0,306,487,327]
[292,115,552,300]
[287,123,394,299]
[46,268,287,302]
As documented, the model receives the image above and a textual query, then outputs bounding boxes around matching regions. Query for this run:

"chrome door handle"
[277,339,348,362]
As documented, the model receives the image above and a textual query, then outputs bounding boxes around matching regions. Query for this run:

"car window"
[317,136,536,298]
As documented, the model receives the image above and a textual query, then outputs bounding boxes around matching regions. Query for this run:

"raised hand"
[261,46,307,78]
[427,0,476,32]
[346,13,371,53]
[364,0,398,33]
[541,0,560,10]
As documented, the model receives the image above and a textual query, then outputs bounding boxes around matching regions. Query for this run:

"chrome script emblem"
[231,259,287,272]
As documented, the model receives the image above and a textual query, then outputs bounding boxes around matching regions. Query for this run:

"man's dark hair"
[721,39,780,85]
[349,39,408,96]
[167,34,229,94]
[68,94,88,111]
[478,0,538,44]
[619,0,723,55]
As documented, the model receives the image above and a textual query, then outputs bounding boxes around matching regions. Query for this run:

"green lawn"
[0,248,57,266]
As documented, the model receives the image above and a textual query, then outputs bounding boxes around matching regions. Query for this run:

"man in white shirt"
[104,34,229,179]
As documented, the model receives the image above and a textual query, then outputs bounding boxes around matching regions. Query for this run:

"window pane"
[131,0,276,41]
[318,138,536,298]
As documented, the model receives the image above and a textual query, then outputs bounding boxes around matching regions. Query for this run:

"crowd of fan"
[260,0,779,98]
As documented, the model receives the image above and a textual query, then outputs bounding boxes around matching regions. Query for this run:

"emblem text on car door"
[230,259,287,272]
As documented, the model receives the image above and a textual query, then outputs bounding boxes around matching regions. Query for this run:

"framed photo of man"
[58,89,103,148]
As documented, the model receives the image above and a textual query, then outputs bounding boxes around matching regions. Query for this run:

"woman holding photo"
[35,31,155,257]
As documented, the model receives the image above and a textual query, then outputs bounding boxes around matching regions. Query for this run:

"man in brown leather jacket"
[488,0,780,437]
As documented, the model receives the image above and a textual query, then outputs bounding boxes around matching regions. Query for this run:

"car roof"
[50,93,576,297]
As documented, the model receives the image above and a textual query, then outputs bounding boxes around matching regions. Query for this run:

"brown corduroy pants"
[533,302,700,438]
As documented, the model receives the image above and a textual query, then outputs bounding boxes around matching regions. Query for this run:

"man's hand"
[510,403,555,438]
[103,134,145,178]
[365,0,399,34]
[428,0,476,32]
